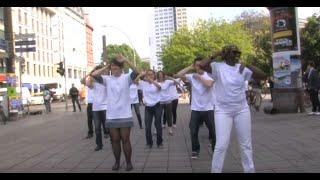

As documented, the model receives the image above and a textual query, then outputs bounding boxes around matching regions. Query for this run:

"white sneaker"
[308,112,315,115]
[162,125,165,128]
[316,112,320,116]
[153,130,157,135]
[173,124,177,128]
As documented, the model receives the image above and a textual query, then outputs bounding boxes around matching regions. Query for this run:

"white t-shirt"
[185,72,214,111]
[101,73,133,119]
[130,84,139,104]
[158,80,175,103]
[86,87,94,104]
[138,80,160,107]
[211,62,253,112]
[169,78,180,100]
[92,82,108,111]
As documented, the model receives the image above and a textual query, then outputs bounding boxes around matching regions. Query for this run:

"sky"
[84,7,320,63]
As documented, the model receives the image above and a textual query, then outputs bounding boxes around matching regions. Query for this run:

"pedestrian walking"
[305,62,320,115]
[267,76,274,102]
[43,86,52,113]
[174,56,216,159]
[135,70,163,149]
[200,44,266,173]
[130,83,143,129]
[91,55,138,171]
[69,84,82,112]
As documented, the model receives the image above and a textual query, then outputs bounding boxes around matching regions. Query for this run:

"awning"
[33,84,38,89]
[40,84,45,89]
[22,83,32,89]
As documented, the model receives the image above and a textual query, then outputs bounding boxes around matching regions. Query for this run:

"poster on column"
[273,53,302,88]
[273,53,291,88]
[269,7,300,54]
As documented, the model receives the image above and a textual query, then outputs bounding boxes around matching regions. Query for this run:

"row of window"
[20,51,54,64]
[25,62,86,80]
[17,8,52,37]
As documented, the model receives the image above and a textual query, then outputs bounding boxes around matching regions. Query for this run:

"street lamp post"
[101,25,136,66]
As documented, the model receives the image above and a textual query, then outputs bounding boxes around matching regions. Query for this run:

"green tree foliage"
[300,14,320,70]
[100,44,149,71]
[161,19,255,74]
[234,10,272,75]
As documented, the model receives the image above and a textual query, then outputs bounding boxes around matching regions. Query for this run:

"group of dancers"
[81,44,266,173]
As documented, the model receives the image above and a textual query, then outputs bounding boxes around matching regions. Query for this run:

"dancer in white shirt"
[91,55,139,171]
[200,44,266,173]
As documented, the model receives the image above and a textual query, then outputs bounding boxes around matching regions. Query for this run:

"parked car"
[21,87,44,105]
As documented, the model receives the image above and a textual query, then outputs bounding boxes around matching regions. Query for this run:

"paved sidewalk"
[1,98,320,173]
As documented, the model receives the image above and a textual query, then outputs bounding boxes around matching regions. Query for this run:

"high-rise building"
[150,7,187,71]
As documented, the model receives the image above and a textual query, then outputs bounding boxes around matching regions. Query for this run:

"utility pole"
[63,57,68,111]
[4,7,14,73]
[102,35,107,63]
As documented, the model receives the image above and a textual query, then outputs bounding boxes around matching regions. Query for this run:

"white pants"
[211,106,255,173]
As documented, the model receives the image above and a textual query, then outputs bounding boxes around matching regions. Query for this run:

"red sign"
[0,73,6,81]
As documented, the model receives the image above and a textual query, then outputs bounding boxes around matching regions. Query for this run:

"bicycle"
[302,90,312,109]
[246,88,262,112]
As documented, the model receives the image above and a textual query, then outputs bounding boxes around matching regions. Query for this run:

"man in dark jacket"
[305,62,320,115]
[69,84,82,112]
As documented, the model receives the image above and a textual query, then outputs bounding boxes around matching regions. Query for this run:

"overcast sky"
[84,7,320,63]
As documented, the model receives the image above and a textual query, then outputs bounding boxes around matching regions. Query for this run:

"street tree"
[234,10,272,75]
[161,19,254,74]
[300,14,320,71]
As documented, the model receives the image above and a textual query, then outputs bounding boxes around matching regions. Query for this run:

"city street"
[1,98,320,173]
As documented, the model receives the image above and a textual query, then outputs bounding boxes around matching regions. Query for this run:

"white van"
[21,87,44,105]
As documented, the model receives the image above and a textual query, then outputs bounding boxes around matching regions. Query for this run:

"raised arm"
[134,72,146,84]
[193,74,214,88]
[91,64,110,76]
[117,55,140,74]
[199,51,222,72]
[240,64,267,81]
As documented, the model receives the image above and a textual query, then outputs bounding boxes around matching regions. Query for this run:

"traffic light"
[56,61,65,76]
[20,58,25,74]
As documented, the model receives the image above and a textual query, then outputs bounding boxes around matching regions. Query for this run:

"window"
[26,62,30,74]
[51,67,53,77]
[43,65,45,76]
[38,65,41,76]
[79,70,82,79]
[18,9,22,23]
[32,19,34,30]
[47,53,49,63]
[33,64,36,76]
[68,69,72,78]
[74,70,77,79]
[24,12,27,25]
[33,52,35,61]
[42,51,45,62]
[19,26,22,34]
[47,66,50,77]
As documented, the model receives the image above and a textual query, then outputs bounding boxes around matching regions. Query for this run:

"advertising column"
[268,7,303,113]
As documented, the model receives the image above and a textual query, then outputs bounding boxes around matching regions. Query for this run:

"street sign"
[15,33,35,40]
[15,40,36,46]
[7,87,17,97]
[15,47,36,52]
[0,39,6,50]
